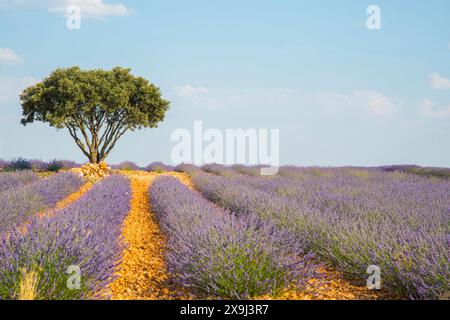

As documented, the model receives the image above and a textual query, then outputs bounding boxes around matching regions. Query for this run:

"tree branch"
[65,123,90,159]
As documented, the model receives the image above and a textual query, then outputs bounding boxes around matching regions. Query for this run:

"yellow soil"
[107,171,192,300]
[257,267,398,300]
[36,172,55,179]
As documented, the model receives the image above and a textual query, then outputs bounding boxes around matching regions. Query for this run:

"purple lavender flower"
[0,172,84,233]
[0,170,39,193]
[0,175,131,300]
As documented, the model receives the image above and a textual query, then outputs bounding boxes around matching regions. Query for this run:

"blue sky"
[0,0,449,167]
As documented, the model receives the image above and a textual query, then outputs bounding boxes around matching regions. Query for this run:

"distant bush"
[0,159,8,171]
[232,164,266,176]
[202,164,239,177]
[44,159,64,172]
[174,163,201,176]
[6,158,32,171]
[380,165,450,179]
[29,159,47,171]
[111,161,141,171]
[145,162,173,173]
[4,159,79,172]
[60,160,79,170]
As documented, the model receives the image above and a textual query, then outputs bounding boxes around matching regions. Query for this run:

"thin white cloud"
[172,85,398,116]
[352,90,398,117]
[0,0,134,19]
[430,73,450,90]
[419,98,450,118]
[315,90,398,117]
[174,84,209,97]
[0,48,23,64]
[0,76,37,105]
[51,0,133,19]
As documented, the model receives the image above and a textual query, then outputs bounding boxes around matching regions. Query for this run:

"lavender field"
[180,164,450,299]
[0,162,448,300]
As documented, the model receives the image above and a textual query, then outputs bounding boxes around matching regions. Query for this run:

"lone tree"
[20,67,169,163]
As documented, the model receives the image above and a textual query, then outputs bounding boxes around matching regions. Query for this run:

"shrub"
[174,163,202,176]
[6,158,32,171]
[60,160,79,170]
[44,160,64,172]
[0,159,9,171]
[232,164,267,176]
[111,161,141,171]
[201,164,240,177]
[145,162,173,173]
[28,159,47,171]
[379,165,450,179]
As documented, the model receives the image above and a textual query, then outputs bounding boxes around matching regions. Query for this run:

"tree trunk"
[89,150,99,164]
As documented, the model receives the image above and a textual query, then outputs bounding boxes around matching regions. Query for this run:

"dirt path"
[107,171,191,300]
[257,266,398,300]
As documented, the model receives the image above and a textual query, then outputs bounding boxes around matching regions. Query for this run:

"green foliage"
[20,67,170,163]
[45,160,64,172]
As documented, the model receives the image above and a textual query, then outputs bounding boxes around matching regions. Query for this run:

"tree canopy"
[20,66,170,163]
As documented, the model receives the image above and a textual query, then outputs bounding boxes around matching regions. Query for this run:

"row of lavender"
[0,175,131,299]
[0,172,84,233]
[0,158,79,172]
[0,171,39,193]
[111,161,174,172]
[0,158,176,173]
[150,176,316,299]
[181,164,449,299]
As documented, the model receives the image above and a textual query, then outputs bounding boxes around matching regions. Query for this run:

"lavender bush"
[201,163,240,177]
[0,171,39,194]
[111,161,142,171]
[174,163,202,176]
[191,168,450,299]
[380,165,450,179]
[0,175,131,300]
[145,161,174,172]
[0,159,8,170]
[2,159,79,172]
[232,164,271,176]
[0,172,84,233]
[29,159,47,172]
[59,160,79,170]
[150,176,315,299]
